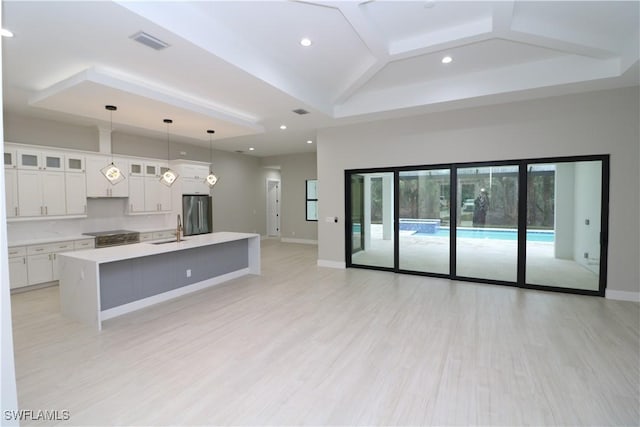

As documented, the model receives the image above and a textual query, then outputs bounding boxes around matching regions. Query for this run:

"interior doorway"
[267,179,281,237]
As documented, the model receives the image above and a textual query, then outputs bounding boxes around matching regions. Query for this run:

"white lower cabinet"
[152,230,176,240]
[8,247,28,289]
[27,253,54,285]
[9,239,96,290]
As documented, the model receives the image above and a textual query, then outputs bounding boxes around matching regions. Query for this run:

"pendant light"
[160,118,178,187]
[205,129,218,187]
[100,105,125,185]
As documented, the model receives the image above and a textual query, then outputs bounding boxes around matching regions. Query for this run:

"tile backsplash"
[7,198,172,243]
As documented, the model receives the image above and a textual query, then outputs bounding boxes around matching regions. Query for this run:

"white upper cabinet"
[129,161,144,177]
[4,149,17,168]
[65,155,85,173]
[5,169,18,218]
[17,169,66,217]
[86,155,129,198]
[127,161,171,214]
[65,172,87,215]
[17,149,65,171]
[178,163,209,179]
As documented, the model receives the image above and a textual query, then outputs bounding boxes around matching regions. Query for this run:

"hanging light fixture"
[205,129,218,187]
[160,118,179,186]
[100,105,125,185]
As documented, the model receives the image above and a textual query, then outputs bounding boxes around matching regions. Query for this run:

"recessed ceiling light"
[249,147,255,151]
[442,56,453,64]
[1,28,14,38]
[307,140,313,144]
[300,38,312,47]
[280,125,287,130]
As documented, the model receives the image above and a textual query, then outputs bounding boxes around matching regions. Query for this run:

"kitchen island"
[58,232,260,330]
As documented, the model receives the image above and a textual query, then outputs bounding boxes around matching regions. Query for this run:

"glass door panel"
[351,174,364,254]
[398,169,450,274]
[456,165,519,282]
[526,161,602,291]
[349,172,394,268]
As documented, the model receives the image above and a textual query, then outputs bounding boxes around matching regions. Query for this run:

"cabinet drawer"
[8,246,26,258]
[152,230,175,239]
[27,243,58,255]
[139,232,153,242]
[52,242,74,253]
[74,239,95,250]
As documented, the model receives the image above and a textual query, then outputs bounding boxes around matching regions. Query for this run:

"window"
[306,179,318,221]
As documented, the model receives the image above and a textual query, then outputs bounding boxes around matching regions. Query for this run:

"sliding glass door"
[525,160,605,291]
[398,169,450,275]
[456,164,519,283]
[348,172,394,269]
[345,155,608,296]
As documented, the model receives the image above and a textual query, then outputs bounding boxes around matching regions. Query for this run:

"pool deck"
[353,225,599,291]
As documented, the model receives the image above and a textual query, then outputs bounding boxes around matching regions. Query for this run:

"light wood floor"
[11,240,639,426]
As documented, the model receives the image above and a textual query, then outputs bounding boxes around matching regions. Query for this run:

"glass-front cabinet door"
[4,149,17,168]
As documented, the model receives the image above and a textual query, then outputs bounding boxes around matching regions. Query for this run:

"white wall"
[1,7,20,420]
[317,87,640,295]
[555,163,575,260]
[573,161,602,273]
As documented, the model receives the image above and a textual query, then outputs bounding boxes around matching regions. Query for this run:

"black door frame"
[344,154,610,297]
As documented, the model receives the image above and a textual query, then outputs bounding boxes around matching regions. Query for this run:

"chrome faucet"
[176,214,183,242]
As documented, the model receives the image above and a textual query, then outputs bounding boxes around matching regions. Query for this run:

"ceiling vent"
[292,108,310,115]
[130,31,170,51]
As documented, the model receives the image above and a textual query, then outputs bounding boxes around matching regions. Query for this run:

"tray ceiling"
[2,1,638,156]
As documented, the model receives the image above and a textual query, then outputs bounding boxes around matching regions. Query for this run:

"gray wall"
[210,149,265,234]
[262,152,318,241]
[4,113,98,151]
[317,87,639,295]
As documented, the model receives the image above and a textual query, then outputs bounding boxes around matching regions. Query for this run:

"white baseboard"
[100,268,251,321]
[280,238,318,245]
[317,259,346,269]
[605,289,640,302]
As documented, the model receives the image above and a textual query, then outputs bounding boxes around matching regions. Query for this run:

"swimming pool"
[416,228,555,242]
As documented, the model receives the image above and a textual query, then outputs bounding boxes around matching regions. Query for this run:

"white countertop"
[8,234,92,247]
[8,227,176,247]
[58,232,259,264]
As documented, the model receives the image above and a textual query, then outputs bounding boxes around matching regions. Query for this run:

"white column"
[382,174,393,240]
[555,163,575,260]
[98,126,112,154]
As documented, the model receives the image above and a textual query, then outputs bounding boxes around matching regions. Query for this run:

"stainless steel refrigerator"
[182,194,212,236]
